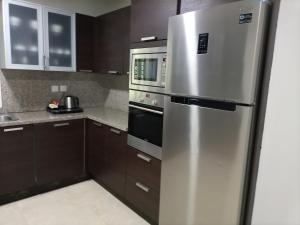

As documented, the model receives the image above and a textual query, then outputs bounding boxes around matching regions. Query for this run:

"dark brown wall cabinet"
[126,146,161,224]
[35,120,84,185]
[87,120,127,197]
[180,0,240,14]
[0,125,35,196]
[76,14,95,72]
[94,7,130,75]
[130,0,178,44]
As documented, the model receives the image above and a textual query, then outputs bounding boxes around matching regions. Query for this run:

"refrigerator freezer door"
[159,97,254,225]
[166,1,269,104]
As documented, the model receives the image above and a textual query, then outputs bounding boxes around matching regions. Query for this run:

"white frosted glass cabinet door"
[43,8,76,72]
[3,0,44,70]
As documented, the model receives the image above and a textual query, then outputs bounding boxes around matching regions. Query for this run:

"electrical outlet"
[60,85,67,92]
[51,85,59,93]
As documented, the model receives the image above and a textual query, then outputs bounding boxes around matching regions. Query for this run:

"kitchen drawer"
[126,176,160,223]
[127,147,161,191]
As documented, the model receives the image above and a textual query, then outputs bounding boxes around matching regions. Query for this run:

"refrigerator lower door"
[159,98,254,225]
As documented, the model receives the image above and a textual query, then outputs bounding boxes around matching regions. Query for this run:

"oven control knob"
[152,100,158,106]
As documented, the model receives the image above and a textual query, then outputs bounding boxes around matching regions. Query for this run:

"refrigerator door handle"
[170,96,241,111]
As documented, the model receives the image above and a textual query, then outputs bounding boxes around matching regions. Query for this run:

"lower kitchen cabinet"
[102,126,127,197]
[126,147,161,190]
[126,147,161,224]
[86,120,127,198]
[35,119,84,185]
[126,176,160,224]
[0,125,35,196]
[87,120,107,181]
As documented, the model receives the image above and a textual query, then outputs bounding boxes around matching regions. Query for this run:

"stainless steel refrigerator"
[160,1,270,225]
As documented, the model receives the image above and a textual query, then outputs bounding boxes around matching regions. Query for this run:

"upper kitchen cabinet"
[0,0,76,71]
[94,6,130,75]
[180,0,239,14]
[76,13,94,73]
[130,0,178,44]
[43,7,76,72]
[0,0,44,70]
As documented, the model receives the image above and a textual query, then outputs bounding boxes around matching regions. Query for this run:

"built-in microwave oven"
[129,47,167,94]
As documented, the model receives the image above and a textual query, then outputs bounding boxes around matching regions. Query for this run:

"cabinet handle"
[79,69,93,73]
[107,71,120,75]
[141,36,157,42]
[110,128,121,135]
[54,122,70,127]
[137,153,152,163]
[136,182,150,193]
[4,127,24,132]
[93,122,103,127]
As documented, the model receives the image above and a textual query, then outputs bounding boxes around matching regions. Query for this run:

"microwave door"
[131,54,164,87]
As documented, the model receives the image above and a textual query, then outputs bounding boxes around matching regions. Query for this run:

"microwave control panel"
[161,57,167,87]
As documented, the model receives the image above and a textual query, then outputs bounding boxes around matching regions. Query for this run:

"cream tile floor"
[0,180,149,225]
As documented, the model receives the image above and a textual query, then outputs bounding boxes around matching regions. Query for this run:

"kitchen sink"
[0,114,19,122]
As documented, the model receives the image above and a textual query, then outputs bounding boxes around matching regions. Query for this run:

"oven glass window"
[134,58,158,81]
[128,106,163,147]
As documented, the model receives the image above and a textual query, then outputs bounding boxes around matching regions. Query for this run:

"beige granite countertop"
[0,107,128,131]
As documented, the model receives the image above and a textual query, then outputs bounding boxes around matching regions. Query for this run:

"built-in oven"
[129,47,167,94]
[128,90,164,160]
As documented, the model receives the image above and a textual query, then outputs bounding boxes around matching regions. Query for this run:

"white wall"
[251,0,300,224]
[26,0,131,16]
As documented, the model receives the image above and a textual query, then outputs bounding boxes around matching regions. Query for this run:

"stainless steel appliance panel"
[159,97,253,225]
[166,1,269,104]
[128,90,165,160]
[129,89,165,108]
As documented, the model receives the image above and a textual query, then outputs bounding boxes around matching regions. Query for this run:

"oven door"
[128,103,163,160]
[131,53,166,88]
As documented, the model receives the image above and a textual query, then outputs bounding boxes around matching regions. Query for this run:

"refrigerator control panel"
[197,33,209,54]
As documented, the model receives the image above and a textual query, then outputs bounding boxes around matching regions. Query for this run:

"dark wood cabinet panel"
[86,120,107,180]
[94,7,130,75]
[180,0,239,14]
[35,120,84,185]
[103,127,127,197]
[127,147,161,191]
[126,176,160,224]
[130,0,178,43]
[76,13,95,72]
[0,125,35,196]
[86,120,127,197]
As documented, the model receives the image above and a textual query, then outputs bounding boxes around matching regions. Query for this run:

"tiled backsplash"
[0,69,129,113]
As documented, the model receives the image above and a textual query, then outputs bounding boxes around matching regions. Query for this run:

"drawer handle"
[79,69,93,73]
[141,36,157,42]
[137,154,152,163]
[110,128,121,135]
[54,122,70,127]
[107,71,120,75]
[4,127,24,132]
[93,122,103,127]
[136,182,150,193]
